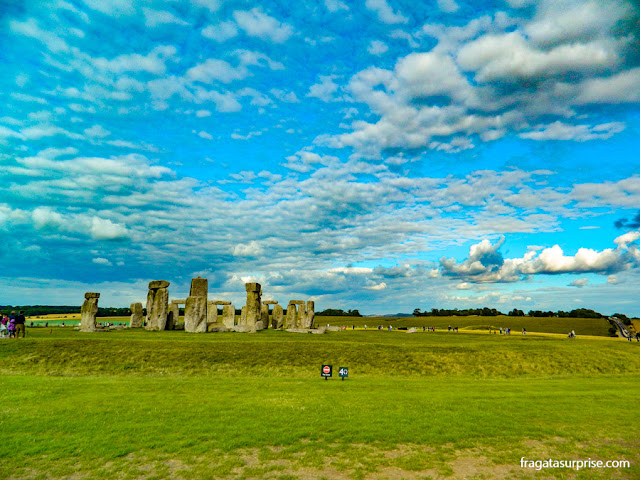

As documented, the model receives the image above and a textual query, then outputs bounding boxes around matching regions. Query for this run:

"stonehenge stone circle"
[240,305,247,325]
[146,281,169,331]
[80,292,100,332]
[129,302,144,328]
[245,282,262,328]
[272,304,284,329]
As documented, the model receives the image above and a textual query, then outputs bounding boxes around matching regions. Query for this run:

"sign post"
[338,366,349,381]
[321,364,332,380]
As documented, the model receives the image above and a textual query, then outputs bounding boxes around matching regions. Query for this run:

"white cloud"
[233,241,264,256]
[186,59,247,84]
[90,217,128,240]
[307,75,341,102]
[232,8,294,43]
[437,0,459,13]
[142,8,188,27]
[198,131,213,140]
[365,0,408,24]
[367,40,389,55]
[365,282,387,290]
[202,21,239,42]
[10,18,69,52]
[569,278,588,287]
[325,0,349,12]
[195,110,211,117]
[93,257,113,266]
[84,124,111,138]
[519,121,625,142]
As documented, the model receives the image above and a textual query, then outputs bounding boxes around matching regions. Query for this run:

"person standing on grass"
[15,310,26,338]
[7,312,16,338]
[0,312,7,338]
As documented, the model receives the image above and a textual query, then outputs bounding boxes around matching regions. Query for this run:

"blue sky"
[2,0,640,315]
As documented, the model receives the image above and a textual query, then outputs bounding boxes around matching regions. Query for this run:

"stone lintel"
[149,280,170,289]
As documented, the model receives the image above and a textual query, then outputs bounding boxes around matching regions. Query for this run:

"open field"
[25,314,614,337]
[321,315,613,337]
[1,329,639,479]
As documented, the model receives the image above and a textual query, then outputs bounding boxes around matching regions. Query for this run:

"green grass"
[1,329,638,479]
[321,314,612,336]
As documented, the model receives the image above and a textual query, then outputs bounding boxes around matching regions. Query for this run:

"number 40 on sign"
[338,367,349,380]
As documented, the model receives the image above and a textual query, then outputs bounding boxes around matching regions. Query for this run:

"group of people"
[0,311,26,338]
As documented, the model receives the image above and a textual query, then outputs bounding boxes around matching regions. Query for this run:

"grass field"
[1,328,638,479]
[24,314,614,337]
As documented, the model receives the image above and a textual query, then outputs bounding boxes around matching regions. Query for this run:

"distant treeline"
[317,309,362,317]
[411,307,626,320]
[0,305,130,317]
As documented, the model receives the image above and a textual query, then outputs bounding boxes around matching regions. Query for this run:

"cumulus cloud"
[232,8,294,43]
[440,233,640,283]
[307,75,342,102]
[233,241,264,256]
[93,257,112,266]
[569,277,588,287]
[367,40,388,55]
[365,0,408,24]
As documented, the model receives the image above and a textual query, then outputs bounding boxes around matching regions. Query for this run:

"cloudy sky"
[2,0,640,315]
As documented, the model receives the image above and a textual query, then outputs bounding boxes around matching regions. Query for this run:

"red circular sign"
[323,366,330,374]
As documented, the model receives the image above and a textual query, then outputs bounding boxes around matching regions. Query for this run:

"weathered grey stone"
[289,300,306,305]
[167,302,179,330]
[245,282,261,328]
[229,325,252,333]
[285,328,326,334]
[171,299,186,304]
[80,292,100,332]
[272,304,283,329]
[129,302,144,328]
[296,300,315,329]
[206,301,218,324]
[222,304,236,328]
[260,304,269,330]
[189,277,208,298]
[295,303,306,328]
[262,300,278,305]
[284,304,297,329]
[306,300,315,329]
[239,305,247,325]
[255,321,264,331]
[211,300,231,305]
[208,324,228,332]
[326,326,341,332]
[184,295,207,333]
[149,280,170,289]
[312,326,326,334]
[146,286,169,331]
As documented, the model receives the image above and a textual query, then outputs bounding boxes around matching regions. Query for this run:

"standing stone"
[207,301,218,325]
[302,301,315,329]
[80,292,100,332]
[184,296,207,333]
[190,277,208,299]
[222,304,235,328]
[240,305,247,325]
[285,303,297,329]
[272,304,284,329]
[260,304,269,330]
[245,282,261,328]
[167,302,179,330]
[146,281,169,331]
[129,302,143,328]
